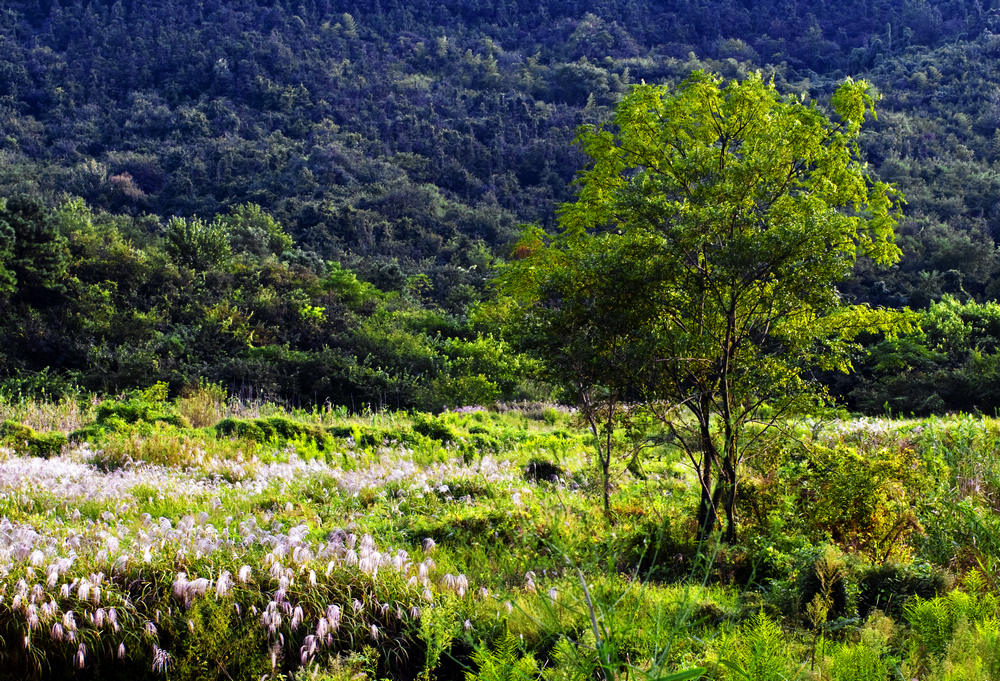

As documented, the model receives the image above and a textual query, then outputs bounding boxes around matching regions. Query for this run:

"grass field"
[1,387,999,680]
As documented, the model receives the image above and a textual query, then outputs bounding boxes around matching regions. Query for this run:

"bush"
[413,414,458,444]
[176,381,228,428]
[857,562,946,618]
[215,416,331,449]
[523,458,564,483]
[0,420,68,457]
[92,383,190,431]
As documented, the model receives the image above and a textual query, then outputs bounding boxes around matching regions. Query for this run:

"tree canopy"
[503,71,911,539]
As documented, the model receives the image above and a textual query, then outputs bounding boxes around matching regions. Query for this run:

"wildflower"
[370,624,380,640]
[118,642,126,659]
[237,565,252,583]
[74,643,86,669]
[548,587,559,601]
[422,537,436,553]
[464,619,473,631]
[51,622,64,642]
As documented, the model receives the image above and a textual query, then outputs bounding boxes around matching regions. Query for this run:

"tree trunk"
[721,453,737,544]
[695,402,719,542]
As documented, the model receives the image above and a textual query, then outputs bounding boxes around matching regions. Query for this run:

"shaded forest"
[3,0,1000,411]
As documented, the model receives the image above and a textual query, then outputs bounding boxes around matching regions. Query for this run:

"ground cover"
[0,388,999,680]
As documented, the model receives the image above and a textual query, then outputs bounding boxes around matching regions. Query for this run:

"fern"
[466,629,538,681]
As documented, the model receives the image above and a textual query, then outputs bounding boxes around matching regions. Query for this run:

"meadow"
[1,385,999,681]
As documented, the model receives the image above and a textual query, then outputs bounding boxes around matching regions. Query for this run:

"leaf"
[646,667,708,681]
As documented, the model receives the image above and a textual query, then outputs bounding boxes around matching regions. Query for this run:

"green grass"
[1,397,1000,680]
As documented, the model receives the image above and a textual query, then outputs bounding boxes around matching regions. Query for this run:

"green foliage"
[467,628,538,681]
[215,416,331,450]
[0,419,67,457]
[502,70,908,539]
[849,296,1000,414]
[93,383,190,430]
[904,583,999,666]
[798,443,928,561]
[719,611,792,681]
[165,596,271,681]
[828,641,890,681]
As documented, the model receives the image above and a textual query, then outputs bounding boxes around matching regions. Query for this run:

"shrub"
[176,381,228,428]
[0,420,68,457]
[524,459,564,483]
[413,414,459,444]
[215,416,331,449]
[857,562,946,618]
[91,383,190,432]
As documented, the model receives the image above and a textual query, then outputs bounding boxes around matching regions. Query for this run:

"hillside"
[2,0,1000,305]
[4,1,1000,409]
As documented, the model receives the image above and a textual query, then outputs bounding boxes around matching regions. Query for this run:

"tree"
[502,71,910,541]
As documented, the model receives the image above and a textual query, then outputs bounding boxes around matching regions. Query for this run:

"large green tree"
[503,71,910,541]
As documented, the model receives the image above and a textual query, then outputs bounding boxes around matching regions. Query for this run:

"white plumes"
[215,571,232,599]
[118,642,126,659]
[325,604,341,630]
[151,645,172,674]
[237,565,252,583]
[74,643,86,669]
[172,572,188,601]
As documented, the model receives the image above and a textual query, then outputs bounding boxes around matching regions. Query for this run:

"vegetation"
[501,72,909,540]
[4,1,1000,678]
[0,391,999,680]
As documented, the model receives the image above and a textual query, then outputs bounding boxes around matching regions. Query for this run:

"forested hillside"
[4,0,1000,410]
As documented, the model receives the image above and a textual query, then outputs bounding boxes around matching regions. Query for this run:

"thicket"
[0,196,536,409]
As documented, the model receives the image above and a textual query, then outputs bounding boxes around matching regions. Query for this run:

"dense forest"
[4,0,1000,412]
